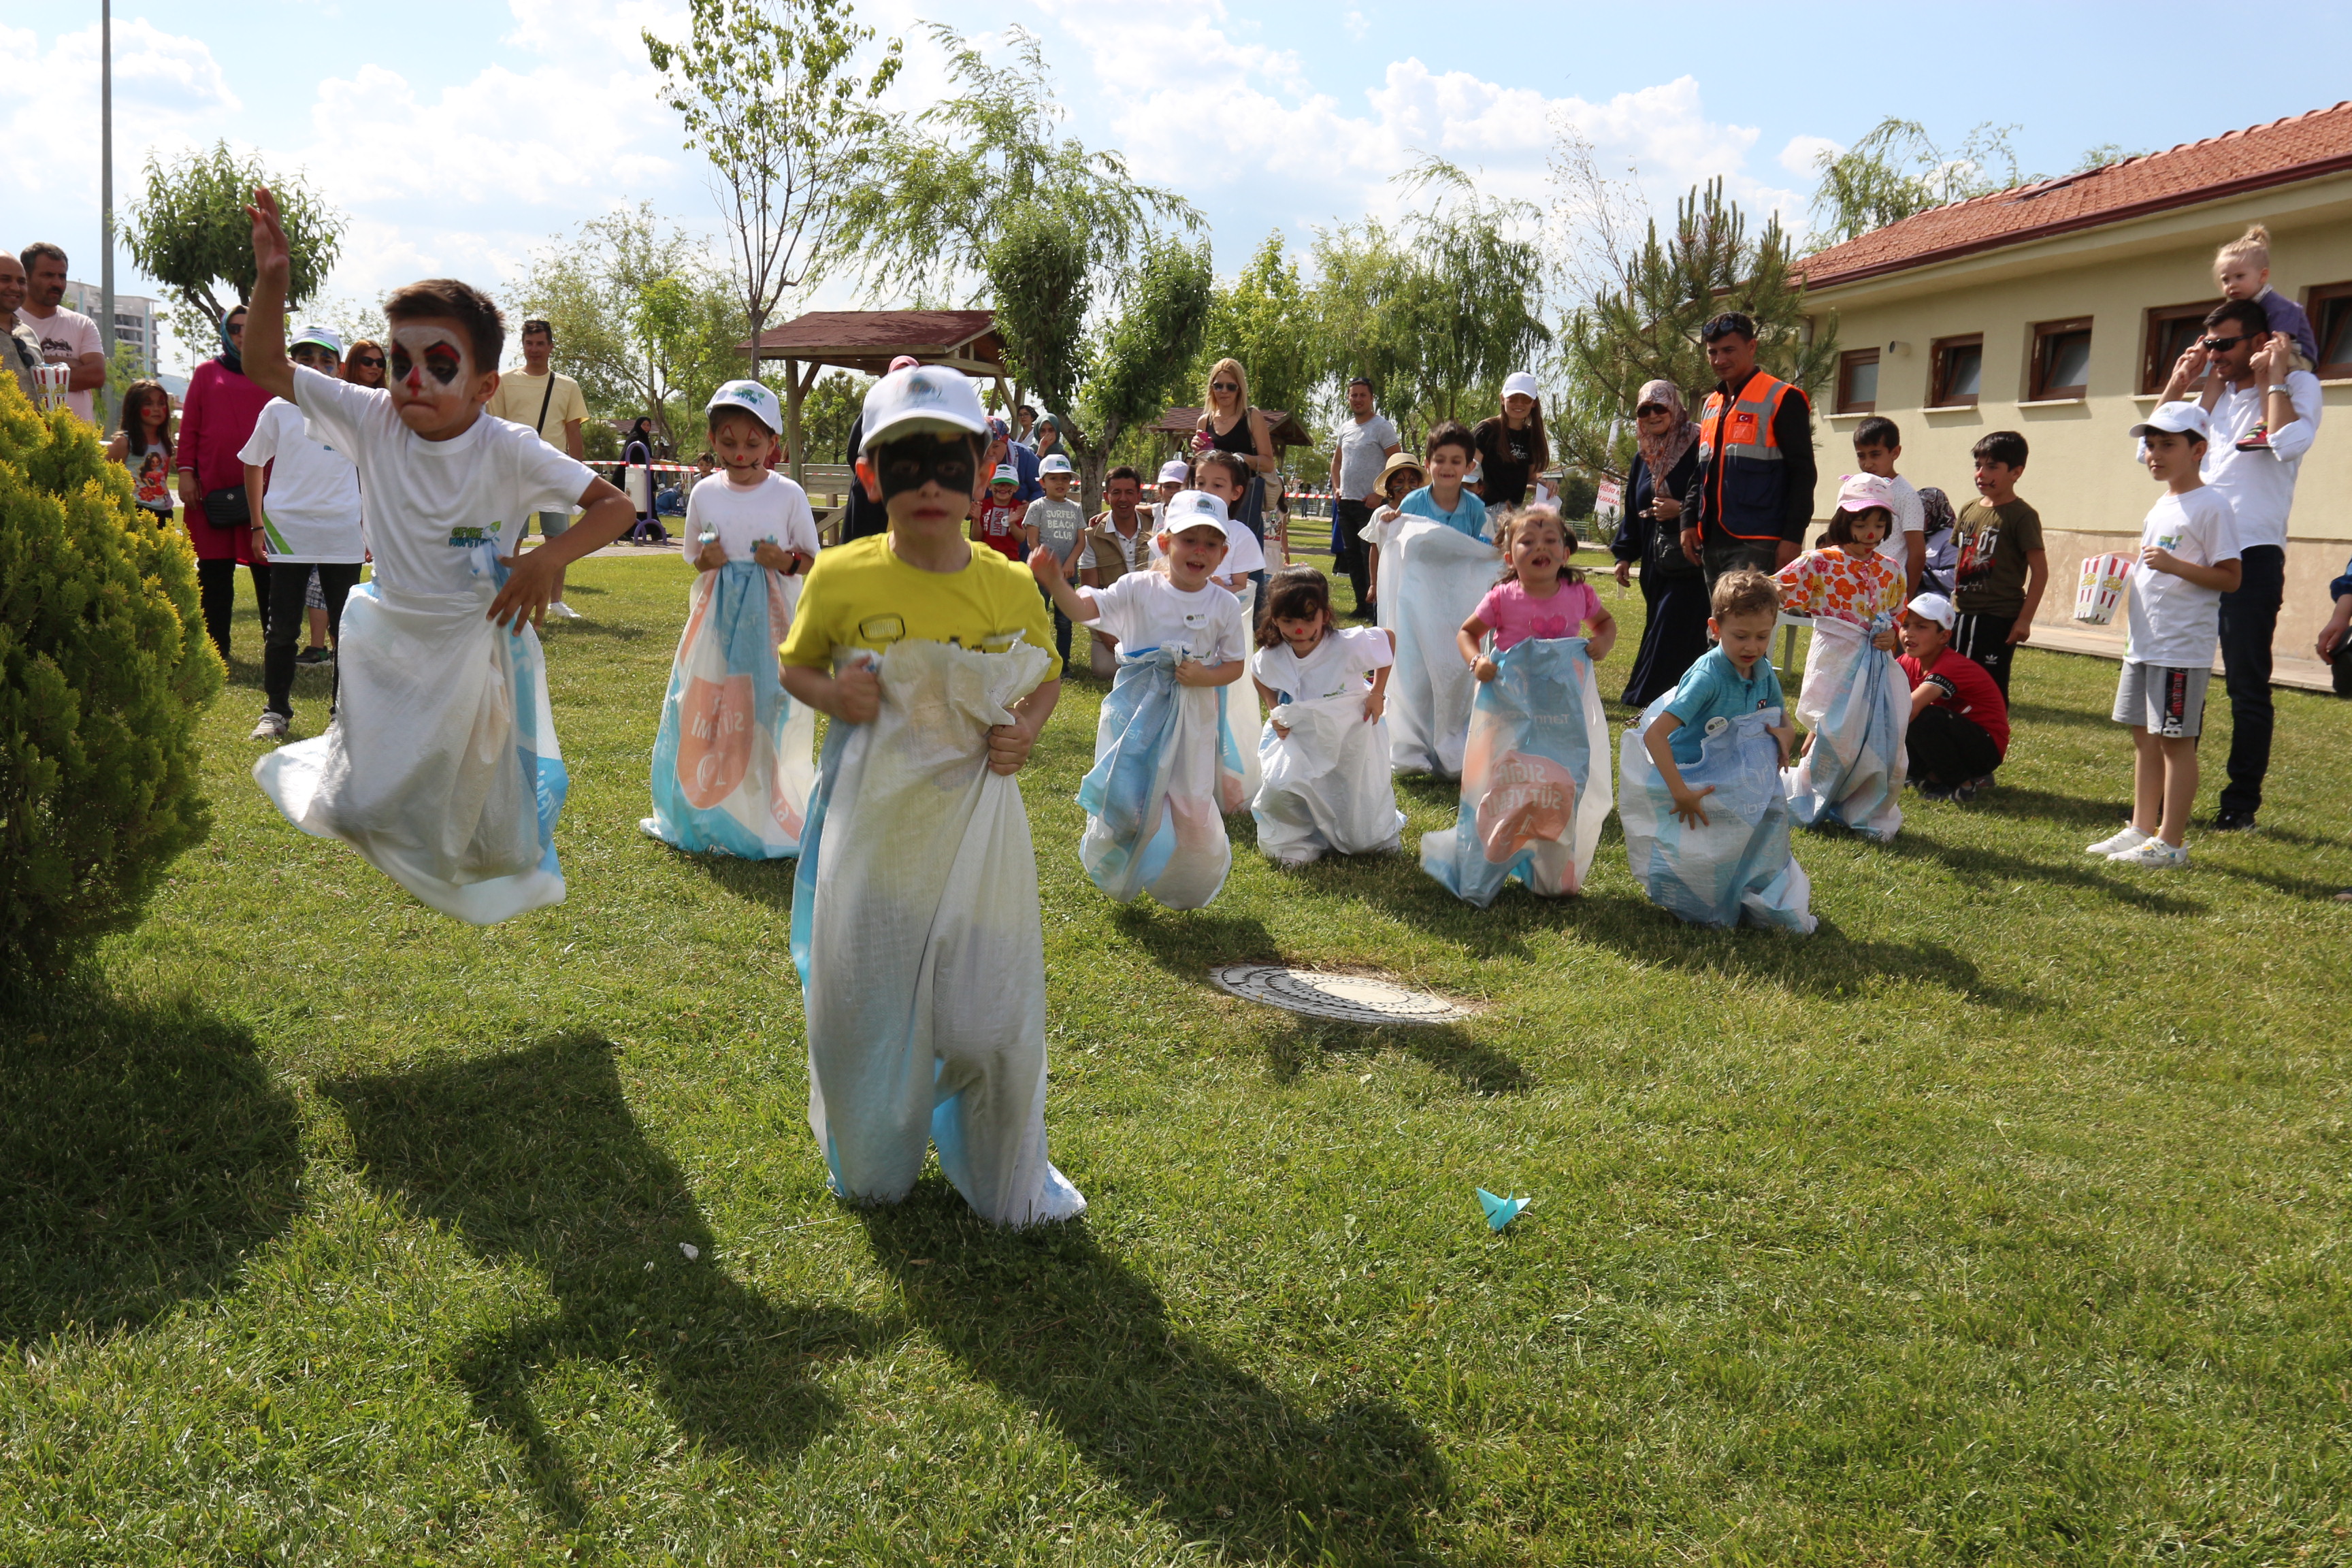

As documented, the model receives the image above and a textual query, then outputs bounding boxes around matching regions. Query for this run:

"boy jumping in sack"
[780,365,1081,1228]
[240,188,638,923]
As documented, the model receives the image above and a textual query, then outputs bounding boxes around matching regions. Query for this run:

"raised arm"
[240,188,297,402]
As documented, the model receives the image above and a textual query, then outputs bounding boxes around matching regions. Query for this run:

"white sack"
[1252,696,1406,864]
[1367,513,1497,777]
[1619,698,1816,933]
[1780,615,1907,841]
[1075,647,1232,910]
[789,639,1083,1228]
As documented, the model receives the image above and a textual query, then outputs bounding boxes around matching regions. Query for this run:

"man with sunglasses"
[1680,312,1818,589]
[487,318,590,619]
[2157,297,2321,832]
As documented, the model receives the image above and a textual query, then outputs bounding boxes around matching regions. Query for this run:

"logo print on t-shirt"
[857,613,906,644]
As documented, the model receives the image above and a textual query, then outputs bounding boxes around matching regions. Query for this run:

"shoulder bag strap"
[536,372,557,437]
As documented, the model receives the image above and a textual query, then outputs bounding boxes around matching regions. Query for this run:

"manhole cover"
[1209,965,1470,1026]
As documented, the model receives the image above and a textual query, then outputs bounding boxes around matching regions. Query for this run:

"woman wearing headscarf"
[1610,378,1712,706]
[175,304,276,661]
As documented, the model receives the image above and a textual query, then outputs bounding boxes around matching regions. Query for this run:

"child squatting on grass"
[1250,566,1405,865]
[2085,401,2243,870]
[1034,490,1250,911]
[640,379,823,859]
[240,186,640,925]
[778,364,1081,1228]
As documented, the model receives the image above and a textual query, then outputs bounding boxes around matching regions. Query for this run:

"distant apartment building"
[62,280,160,377]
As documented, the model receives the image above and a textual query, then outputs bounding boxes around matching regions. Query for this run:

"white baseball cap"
[1501,370,1541,402]
[2129,400,2211,442]
[1904,591,1957,630]
[1039,453,1074,475]
[991,463,1017,485]
[707,378,780,434]
[1835,472,1900,513]
[290,325,343,355]
[1156,458,1190,486]
[861,363,990,446]
[1158,489,1232,538]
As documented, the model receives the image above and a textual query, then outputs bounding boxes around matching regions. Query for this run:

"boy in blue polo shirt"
[1400,419,1490,540]
[1643,570,1795,826]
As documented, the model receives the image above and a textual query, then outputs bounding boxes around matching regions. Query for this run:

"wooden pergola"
[742,309,1011,482]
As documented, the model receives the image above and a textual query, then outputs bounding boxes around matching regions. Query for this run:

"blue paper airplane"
[1477,1188,1530,1230]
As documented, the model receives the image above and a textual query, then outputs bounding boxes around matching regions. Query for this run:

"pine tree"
[0,380,221,971]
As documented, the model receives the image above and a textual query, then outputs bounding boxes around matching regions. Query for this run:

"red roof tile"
[1798,102,2352,290]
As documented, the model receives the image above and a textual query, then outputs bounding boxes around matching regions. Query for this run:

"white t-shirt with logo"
[289,365,593,602]
[1088,570,1247,665]
[2125,485,2240,670]
[15,304,101,422]
[1252,625,1392,704]
[682,470,819,563]
[238,397,365,563]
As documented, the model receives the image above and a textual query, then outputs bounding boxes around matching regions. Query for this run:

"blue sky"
[11,1,2349,373]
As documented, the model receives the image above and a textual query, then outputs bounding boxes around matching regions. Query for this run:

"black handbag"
[201,483,252,528]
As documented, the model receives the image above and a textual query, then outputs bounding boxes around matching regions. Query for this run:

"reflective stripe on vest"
[1699,370,1794,544]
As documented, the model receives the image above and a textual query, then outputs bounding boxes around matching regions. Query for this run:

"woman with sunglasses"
[1194,357,1279,587]
[175,304,275,661]
[1608,379,1712,706]
[343,339,386,389]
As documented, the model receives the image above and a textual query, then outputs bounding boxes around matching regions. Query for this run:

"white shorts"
[2113,661,2209,738]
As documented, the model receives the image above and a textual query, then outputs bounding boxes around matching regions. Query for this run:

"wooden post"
[783,357,804,484]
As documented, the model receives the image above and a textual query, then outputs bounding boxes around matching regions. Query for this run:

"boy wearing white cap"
[239,323,367,740]
[2089,402,2242,868]
[1895,592,2008,801]
[973,462,1032,562]
[779,364,1081,1228]
[1028,452,1088,670]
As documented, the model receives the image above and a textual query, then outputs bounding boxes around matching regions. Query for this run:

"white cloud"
[1780,133,1842,176]
[1343,10,1369,41]
[0,19,242,201]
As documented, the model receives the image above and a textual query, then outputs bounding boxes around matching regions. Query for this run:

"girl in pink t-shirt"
[1457,506,1617,681]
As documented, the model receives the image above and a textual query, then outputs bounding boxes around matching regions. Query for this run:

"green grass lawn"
[5,551,2351,1565]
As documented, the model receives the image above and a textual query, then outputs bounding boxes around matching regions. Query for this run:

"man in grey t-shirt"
[1328,376,1400,615]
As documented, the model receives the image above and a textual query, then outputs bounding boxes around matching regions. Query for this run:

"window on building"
[2030,318,2093,400]
[1929,335,1982,407]
[2310,282,2352,380]
[2140,304,2209,395]
[1836,348,1880,413]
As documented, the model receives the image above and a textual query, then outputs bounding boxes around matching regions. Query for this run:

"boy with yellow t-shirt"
[778,365,1079,1228]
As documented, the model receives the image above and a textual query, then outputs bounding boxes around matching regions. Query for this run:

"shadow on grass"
[0,979,304,1343]
[672,844,800,914]
[1111,901,1281,977]
[539,616,649,642]
[860,1187,1450,1564]
[2004,700,2116,734]
[1571,899,2048,1011]
[1885,830,2207,917]
[321,1036,864,1526]
[1264,1017,1531,1094]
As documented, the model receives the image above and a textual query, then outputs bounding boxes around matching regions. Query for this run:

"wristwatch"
[2266,384,2291,395]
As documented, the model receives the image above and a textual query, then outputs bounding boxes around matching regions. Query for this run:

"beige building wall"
[1803,174,2352,685]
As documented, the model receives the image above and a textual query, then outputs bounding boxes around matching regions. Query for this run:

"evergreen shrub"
[0,378,221,968]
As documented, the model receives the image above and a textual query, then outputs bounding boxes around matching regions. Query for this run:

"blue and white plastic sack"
[255,546,567,925]
[640,561,816,857]
[1619,698,1816,932]
[1781,615,1906,840]
[1252,693,1405,864]
[1422,636,1612,905]
[789,639,1084,1228]
[1076,647,1232,909]
[1367,512,1497,777]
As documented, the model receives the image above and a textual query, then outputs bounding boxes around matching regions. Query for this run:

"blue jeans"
[2217,544,2284,817]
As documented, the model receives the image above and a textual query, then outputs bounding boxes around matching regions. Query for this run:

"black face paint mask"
[872,436,979,501]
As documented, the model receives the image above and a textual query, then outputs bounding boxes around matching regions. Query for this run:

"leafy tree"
[987,206,1212,513]
[1309,163,1550,442]
[1555,178,1838,485]
[2076,143,2154,172]
[644,0,903,382]
[0,380,220,971]
[512,206,747,447]
[124,142,344,327]
[1194,231,1327,440]
[798,371,870,463]
[1807,118,2029,246]
[835,24,1196,308]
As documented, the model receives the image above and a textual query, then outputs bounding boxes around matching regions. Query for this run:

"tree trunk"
[1071,417,1116,518]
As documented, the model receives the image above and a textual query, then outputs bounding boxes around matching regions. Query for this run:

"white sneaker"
[2110,838,2189,869]
[248,710,289,740]
[2086,825,2150,857]
[546,601,581,620]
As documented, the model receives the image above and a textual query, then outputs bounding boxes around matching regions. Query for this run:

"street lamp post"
[100,0,116,431]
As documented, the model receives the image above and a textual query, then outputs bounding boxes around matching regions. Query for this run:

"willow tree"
[1554,178,1838,484]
